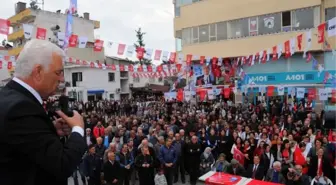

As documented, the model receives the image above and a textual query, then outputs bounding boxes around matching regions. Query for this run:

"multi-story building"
[7,1,103,62]
[174,0,336,109]
[65,56,164,102]
[0,46,11,84]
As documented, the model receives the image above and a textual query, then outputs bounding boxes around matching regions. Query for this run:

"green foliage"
[133,27,152,65]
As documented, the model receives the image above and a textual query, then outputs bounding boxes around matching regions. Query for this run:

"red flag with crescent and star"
[233,147,245,166]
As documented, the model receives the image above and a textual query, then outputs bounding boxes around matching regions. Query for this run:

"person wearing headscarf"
[211,153,229,172]
[199,147,215,175]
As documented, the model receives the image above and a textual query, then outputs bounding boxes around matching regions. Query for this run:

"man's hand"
[53,117,71,136]
[56,110,84,129]
[113,179,118,183]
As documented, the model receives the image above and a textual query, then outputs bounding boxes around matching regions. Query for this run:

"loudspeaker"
[324,111,336,130]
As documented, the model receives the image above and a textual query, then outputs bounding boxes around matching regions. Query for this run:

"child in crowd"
[154,168,167,185]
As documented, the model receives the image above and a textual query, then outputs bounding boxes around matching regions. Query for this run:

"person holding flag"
[293,142,309,174]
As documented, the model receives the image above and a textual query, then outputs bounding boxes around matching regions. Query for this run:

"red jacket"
[93,126,105,138]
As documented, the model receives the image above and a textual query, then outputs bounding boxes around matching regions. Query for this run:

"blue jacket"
[159,145,177,165]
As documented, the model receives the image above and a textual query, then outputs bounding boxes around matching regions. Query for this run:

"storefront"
[240,70,336,110]
[87,89,105,101]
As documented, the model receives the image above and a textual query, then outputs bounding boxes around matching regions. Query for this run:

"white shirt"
[13,77,84,137]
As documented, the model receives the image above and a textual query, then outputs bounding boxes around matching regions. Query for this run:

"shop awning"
[87,90,105,94]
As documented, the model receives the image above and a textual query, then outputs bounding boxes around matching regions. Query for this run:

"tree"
[133,28,152,65]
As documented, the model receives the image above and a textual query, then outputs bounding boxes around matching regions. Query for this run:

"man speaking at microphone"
[0,39,87,185]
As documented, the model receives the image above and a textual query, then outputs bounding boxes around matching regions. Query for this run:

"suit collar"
[6,79,43,106]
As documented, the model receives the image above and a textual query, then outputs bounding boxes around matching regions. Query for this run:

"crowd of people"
[46,95,336,185]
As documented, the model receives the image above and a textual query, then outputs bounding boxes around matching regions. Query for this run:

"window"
[109,94,114,100]
[175,6,180,17]
[192,27,199,44]
[216,22,227,40]
[133,77,140,83]
[175,39,182,52]
[72,72,82,81]
[249,17,258,36]
[182,28,192,45]
[227,20,245,38]
[209,24,217,41]
[282,11,292,32]
[325,7,336,22]
[108,73,115,82]
[292,8,315,31]
[258,13,282,35]
[199,25,209,42]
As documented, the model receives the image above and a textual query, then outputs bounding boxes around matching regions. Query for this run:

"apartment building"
[174,0,336,109]
[7,1,104,61]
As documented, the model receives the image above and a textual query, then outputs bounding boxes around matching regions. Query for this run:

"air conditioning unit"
[129,83,133,88]
[116,88,121,93]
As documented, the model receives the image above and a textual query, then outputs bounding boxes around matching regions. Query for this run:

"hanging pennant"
[94,39,104,52]
[7,61,12,70]
[136,47,145,60]
[177,89,184,102]
[261,50,267,63]
[0,61,2,69]
[267,86,275,96]
[23,24,33,39]
[154,50,162,60]
[0,18,10,35]
[297,34,303,50]
[223,88,231,98]
[317,23,326,44]
[200,56,205,65]
[78,36,88,48]
[332,89,336,103]
[272,46,277,60]
[125,45,135,57]
[145,48,153,60]
[278,86,285,96]
[186,54,192,65]
[161,51,169,61]
[290,37,296,55]
[36,27,46,40]
[169,52,176,63]
[308,88,316,100]
[296,88,305,98]
[284,40,290,58]
[303,29,312,58]
[117,44,126,55]
[56,32,65,46]
[318,88,328,101]
[68,34,78,47]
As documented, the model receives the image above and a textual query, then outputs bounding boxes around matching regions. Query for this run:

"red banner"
[233,147,245,166]
[136,47,145,60]
[169,52,176,63]
[205,173,242,185]
[308,88,316,100]
[117,44,126,55]
[297,34,303,50]
[36,27,46,40]
[267,86,275,97]
[177,89,184,102]
[284,40,290,58]
[186,54,192,65]
[94,39,104,52]
[7,61,12,70]
[154,50,162,60]
[223,88,230,98]
[0,18,10,35]
[317,23,326,44]
[272,46,277,60]
[68,34,78,47]
[247,180,284,185]
[200,56,205,65]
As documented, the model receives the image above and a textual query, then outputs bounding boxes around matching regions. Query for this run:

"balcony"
[7,29,24,42]
[120,71,129,79]
[8,46,23,56]
[8,9,34,26]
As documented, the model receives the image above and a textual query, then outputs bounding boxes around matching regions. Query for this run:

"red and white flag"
[36,27,46,40]
[0,18,10,35]
[233,147,245,166]
[317,23,326,44]
[117,44,126,55]
[297,34,303,50]
[68,34,78,47]
[94,39,104,52]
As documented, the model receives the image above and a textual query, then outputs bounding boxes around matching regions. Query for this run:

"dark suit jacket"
[308,155,332,179]
[0,80,87,185]
[103,161,121,184]
[264,169,286,184]
[245,164,264,180]
[226,164,246,176]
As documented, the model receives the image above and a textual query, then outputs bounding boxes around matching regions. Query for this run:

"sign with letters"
[243,70,336,85]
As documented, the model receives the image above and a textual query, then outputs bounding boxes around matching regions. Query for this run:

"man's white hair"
[15,39,65,78]
[273,161,281,167]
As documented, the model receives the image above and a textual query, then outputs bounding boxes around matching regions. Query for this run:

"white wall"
[64,67,123,101]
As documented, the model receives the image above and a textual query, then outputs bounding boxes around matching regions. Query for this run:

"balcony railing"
[8,46,23,56]
[7,29,24,42]
[8,9,33,25]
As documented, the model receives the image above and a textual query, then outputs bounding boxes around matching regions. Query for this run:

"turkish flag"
[332,89,336,103]
[284,40,290,58]
[68,34,78,47]
[317,23,326,44]
[261,50,267,63]
[0,18,10,35]
[233,147,245,166]
[154,50,162,60]
[128,65,133,72]
[186,54,192,65]
[297,34,303,50]
[119,65,125,71]
[147,65,153,72]
[169,52,176,63]
[223,88,231,98]
[177,89,184,102]
[272,46,277,60]
[267,86,275,97]
[136,47,145,60]
[205,173,242,185]
[36,27,46,40]
[0,61,2,69]
[308,88,316,100]
[117,44,126,55]
[199,90,207,101]
[94,39,104,52]
[293,146,307,174]
[7,61,12,70]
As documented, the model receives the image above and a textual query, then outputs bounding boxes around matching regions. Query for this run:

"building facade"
[174,0,336,110]
[7,1,103,62]
[0,47,11,84]
[65,56,164,102]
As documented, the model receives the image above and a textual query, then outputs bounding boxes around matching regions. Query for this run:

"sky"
[0,0,176,58]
